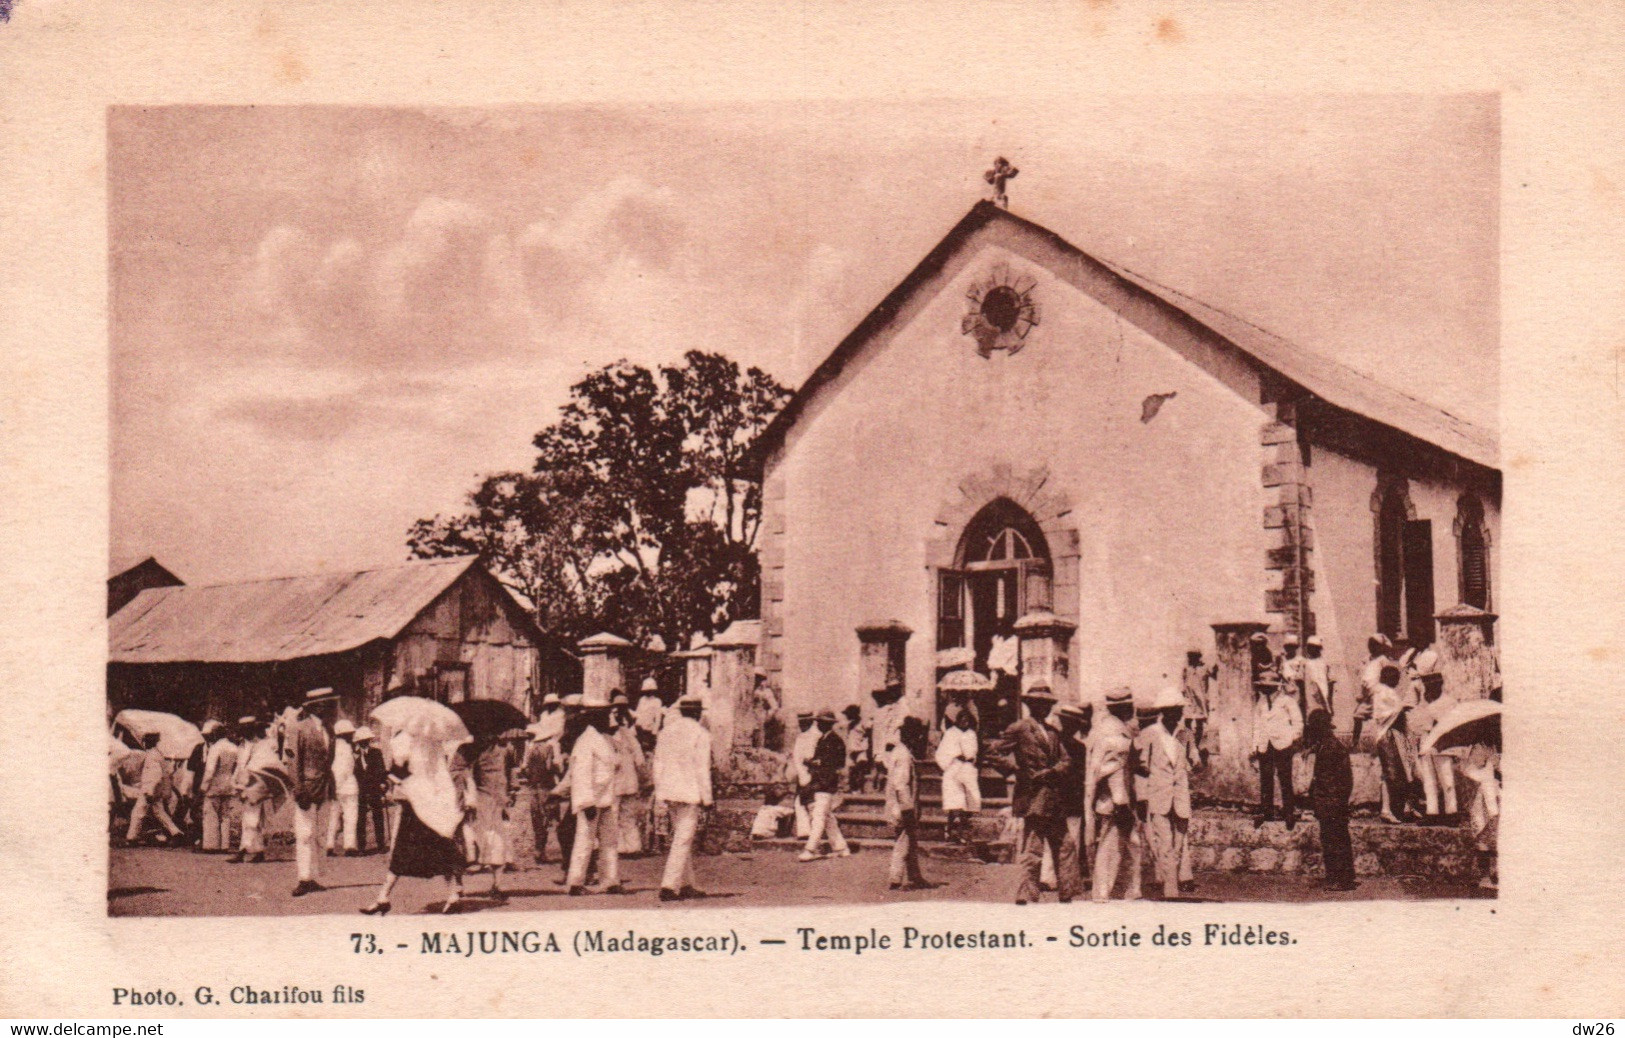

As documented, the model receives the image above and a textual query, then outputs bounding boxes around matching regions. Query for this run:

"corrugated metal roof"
[109,556,480,664]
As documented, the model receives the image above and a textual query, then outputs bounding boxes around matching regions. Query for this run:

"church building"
[749,198,1498,788]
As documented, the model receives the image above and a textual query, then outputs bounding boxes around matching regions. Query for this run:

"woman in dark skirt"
[361,739,467,915]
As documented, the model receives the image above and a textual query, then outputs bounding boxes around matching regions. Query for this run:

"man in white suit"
[197,720,240,853]
[565,706,623,895]
[1086,688,1139,901]
[654,697,713,901]
[1142,686,1198,899]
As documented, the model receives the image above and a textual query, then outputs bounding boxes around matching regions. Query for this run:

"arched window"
[1372,478,1436,650]
[1455,494,1491,611]
[1375,484,1408,640]
[937,498,1052,652]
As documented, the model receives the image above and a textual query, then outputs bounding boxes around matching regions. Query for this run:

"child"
[750,789,796,840]
[885,717,934,891]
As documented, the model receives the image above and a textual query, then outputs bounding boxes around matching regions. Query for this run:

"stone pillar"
[1200,620,1271,802]
[1013,610,1077,704]
[1435,604,1499,701]
[577,632,635,706]
[708,620,763,767]
[676,640,713,705]
[856,619,912,711]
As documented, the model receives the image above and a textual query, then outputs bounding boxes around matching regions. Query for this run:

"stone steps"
[703,800,1480,878]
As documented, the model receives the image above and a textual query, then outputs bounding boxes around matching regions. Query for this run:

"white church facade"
[749,200,1498,792]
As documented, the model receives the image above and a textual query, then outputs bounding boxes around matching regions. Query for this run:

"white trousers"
[239,800,264,852]
[1091,813,1144,901]
[126,792,182,842]
[201,794,237,851]
[660,801,701,892]
[1419,754,1458,815]
[1147,811,1191,897]
[326,793,359,852]
[293,801,330,881]
[803,792,849,855]
[566,803,621,889]
[940,762,982,813]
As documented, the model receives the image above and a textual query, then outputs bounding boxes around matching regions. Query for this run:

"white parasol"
[111,709,203,759]
[1420,699,1501,755]
[370,695,471,747]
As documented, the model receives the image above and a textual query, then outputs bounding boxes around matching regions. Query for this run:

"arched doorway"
[936,498,1052,734]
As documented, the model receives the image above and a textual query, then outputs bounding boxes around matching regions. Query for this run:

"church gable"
[754,201,1497,475]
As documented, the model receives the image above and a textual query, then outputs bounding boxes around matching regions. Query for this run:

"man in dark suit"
[1305,709,1356,891]
[992,687,1081,904]
[798,710,852,861]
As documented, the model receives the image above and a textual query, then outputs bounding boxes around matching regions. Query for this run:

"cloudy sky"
[110,96,1498,585]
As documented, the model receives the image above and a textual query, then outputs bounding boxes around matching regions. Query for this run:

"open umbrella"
[449,699,530,742]
[1420,699,1501,755]
[111,709,203,759]
[370,695,471,746]
[938,669,995,693]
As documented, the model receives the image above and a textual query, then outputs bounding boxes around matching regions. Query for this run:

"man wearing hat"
[534,692,565,744]
[1280,634,1305,711]
[653,696,713,900]
[286,689,337,896]
[798,710,852,861]
[608,692,649,857]
[1142,687,1198,898]
[992,686,1080,904]
[197,719,239,853]
[325,719,361,858]
[866,683,905,794]
[1053,704,1092,885]
[634,678,664,748]
[354,726,390,854]
[1181,649,1215,755]
[565,704,623,895]
[1086,687,1139,901]
[1301,635,1334,718]
[229,716,269,863]
[1409,670,1460,822]
[1355,634,1395,748]
[786,711,818,839]
[1251,675,1302,829]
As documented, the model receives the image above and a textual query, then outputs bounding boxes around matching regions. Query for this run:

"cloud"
[245,179,689,381]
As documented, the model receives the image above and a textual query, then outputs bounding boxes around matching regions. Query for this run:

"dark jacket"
[358,746,388,802]
[1308,736,1354,817]
[992,717,1071,818]
[807,729,847,794]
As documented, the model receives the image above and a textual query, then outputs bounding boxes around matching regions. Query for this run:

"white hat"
[1152,686,1185,711]
[353,726,376,742]
[333,719,356,737]
[1305,635,1324,649]
[304,687,338,702]
[640,676,659,692]
[1283,634,1300,646]
[200,719,222,736]
[1413,647,1440,675]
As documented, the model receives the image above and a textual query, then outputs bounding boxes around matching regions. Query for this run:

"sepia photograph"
[104,96,1505,920]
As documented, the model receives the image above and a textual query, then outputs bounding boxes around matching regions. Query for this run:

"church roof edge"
[750,200,1498,473]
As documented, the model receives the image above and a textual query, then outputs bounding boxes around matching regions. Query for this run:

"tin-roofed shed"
[108,556,580,726]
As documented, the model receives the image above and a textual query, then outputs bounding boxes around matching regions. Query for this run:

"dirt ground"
[108,843,1490,918]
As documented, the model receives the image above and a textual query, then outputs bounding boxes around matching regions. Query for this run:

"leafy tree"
[409,350,791,647]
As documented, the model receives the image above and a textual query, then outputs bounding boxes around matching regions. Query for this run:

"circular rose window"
[962,265,1039,357]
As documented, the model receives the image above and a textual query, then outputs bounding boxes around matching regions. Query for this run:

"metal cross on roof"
[985,157,1019,209]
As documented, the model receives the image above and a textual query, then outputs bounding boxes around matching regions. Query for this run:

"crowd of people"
[110,630,1501,911]
[112,681,716,913]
